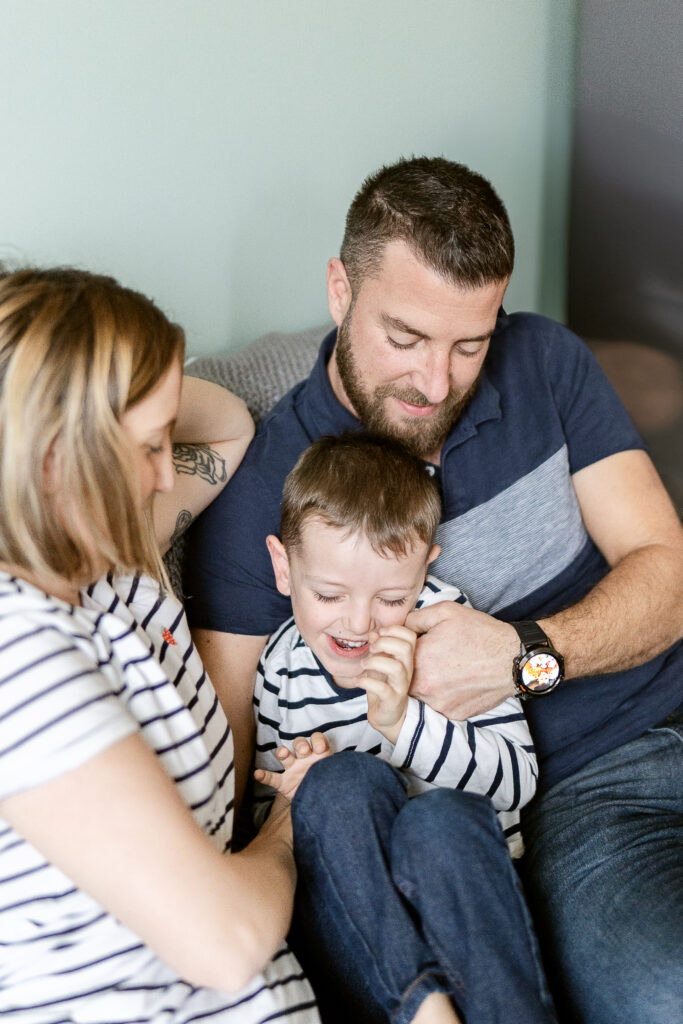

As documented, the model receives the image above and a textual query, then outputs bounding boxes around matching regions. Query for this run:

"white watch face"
[521,652,560,693]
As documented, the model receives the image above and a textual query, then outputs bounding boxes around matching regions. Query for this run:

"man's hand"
[254,733,333,803]
[355,625,417,743]
[405,602,518,720]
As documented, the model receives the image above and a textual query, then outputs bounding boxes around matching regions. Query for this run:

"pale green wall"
[0,0,576,356]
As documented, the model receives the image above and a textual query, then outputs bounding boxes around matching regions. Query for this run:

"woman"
[0,268,319,1022]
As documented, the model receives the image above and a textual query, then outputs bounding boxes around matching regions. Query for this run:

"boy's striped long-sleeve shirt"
[253,575,537,857]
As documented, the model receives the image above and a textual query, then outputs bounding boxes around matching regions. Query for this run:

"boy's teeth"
[335,638,366,649]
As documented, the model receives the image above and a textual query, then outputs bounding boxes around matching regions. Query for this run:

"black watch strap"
[510,621,551,650]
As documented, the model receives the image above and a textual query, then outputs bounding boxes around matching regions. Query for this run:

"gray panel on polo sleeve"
[432,446,587,613]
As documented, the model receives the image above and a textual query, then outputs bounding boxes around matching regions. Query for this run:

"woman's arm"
[0,731,294,994]
[154,376,254,554]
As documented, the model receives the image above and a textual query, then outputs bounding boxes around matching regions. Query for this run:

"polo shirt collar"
[440,309,507,457]
[301,328,361,436]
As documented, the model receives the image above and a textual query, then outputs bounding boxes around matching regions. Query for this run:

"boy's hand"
[355,625,417,744]
[254,732,332,802]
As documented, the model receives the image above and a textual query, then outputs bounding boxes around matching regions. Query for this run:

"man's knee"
[556,943,683,1024]
[523,842,683,1024]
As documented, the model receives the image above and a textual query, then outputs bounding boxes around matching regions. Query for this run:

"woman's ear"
[42,436,63,497]
[266,534,292,596]
[326,258,353,327]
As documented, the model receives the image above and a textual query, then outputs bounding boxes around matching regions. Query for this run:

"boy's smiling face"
[266,518,438,687]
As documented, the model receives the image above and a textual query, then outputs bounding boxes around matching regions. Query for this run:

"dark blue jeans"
[521,704,683,1024]
[290,751,556,1024]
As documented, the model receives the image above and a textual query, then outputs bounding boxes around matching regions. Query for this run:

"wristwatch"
[509,621,564,699]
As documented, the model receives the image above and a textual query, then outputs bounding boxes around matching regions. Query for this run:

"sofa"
[163,324,329,597]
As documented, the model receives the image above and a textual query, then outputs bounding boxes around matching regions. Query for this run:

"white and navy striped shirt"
[0,570,318,1024]
[254,576,537,857]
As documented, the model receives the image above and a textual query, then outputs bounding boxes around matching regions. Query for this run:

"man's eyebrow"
[380,313,431,339]
[379,312,493,345]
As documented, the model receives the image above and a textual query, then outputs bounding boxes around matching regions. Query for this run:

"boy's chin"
[330,671,362,690]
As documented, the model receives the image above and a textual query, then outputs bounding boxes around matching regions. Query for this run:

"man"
[184,157,683,1024]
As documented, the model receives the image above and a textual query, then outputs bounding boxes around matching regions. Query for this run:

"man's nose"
[413,349,451,404]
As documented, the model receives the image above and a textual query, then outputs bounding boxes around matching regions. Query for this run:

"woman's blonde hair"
[0,267,185,584]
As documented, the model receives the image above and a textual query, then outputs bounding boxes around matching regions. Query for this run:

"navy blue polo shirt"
[184,312,682,790]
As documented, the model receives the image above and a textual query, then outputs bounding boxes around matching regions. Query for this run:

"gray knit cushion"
[163,324,329,597]
[185,324,327,424]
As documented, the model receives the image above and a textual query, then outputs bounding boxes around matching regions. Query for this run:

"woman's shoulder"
[0,571,103,657]
[0,572,137,802]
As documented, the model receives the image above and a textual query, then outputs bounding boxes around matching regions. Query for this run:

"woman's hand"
[354,625,417,744]
[254,732,333,802]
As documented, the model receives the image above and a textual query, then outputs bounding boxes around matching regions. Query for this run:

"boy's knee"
[394,788,500,851]
[294,750,404,816]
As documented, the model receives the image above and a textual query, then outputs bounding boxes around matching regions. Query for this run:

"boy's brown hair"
[280,432,441,557]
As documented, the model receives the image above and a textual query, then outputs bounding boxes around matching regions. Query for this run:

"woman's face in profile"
[120,360,183,509]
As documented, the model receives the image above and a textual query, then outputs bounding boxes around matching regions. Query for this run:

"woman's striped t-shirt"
[0,570,318,1023]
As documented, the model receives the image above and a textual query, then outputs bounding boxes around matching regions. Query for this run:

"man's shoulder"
[492,312,587,364]
[212,380,318,518]
[245,382,312,468]
[487,312,606,411]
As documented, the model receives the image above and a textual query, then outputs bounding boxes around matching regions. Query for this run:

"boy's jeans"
[290,751,556,1024]
[521,703,683,1024]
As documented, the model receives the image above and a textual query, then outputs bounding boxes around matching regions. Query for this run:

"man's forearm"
[408,539,682,721]
[540,541,683,680]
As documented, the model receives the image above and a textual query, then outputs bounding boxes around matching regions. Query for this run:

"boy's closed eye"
[313,592,408,608]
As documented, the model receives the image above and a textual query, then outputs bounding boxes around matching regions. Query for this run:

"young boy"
[252,432,537,856]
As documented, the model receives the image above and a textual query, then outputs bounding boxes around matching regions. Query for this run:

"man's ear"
[266,534,292,596]
[326,257,353,327]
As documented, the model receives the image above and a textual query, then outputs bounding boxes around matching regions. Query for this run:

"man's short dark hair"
[340,155,514,291]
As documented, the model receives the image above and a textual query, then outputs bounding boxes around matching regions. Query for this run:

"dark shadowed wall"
[568,0,683,510]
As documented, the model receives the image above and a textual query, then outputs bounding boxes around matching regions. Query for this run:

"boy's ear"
[326,257,353,327]
[266,534,292,596]
[427,544,440,567]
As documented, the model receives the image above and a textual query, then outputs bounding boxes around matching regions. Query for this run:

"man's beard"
[334,312,481,459]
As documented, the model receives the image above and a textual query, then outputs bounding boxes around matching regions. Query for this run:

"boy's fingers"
[363,652,411,688]
[354,672,392,700]
[254,767,283,790]
[275,745,296,767]
[377,624,418,644]
[310,731,330,753]
[368,635,414,670]
[293,736,314,758]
